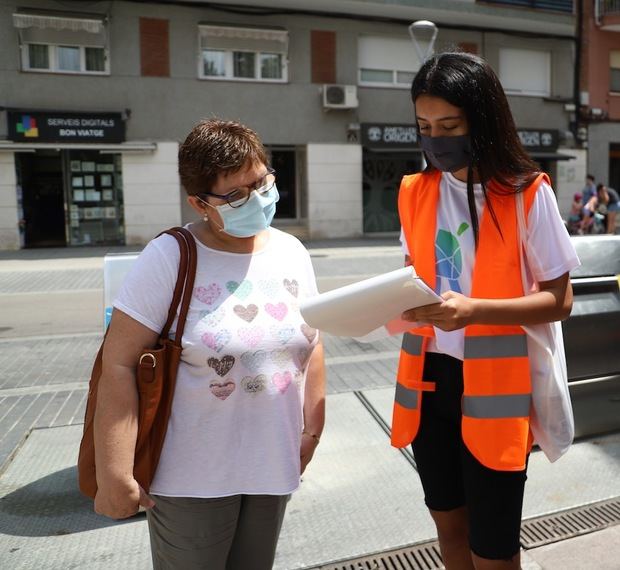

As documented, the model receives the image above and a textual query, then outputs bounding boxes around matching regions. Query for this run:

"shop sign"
[517,129,558,152]
[362,123,418,148]
[7,110,125,143]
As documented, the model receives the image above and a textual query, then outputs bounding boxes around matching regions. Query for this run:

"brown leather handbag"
[78,227,197,499]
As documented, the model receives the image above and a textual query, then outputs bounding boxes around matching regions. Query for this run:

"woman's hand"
[300,432,320,475]
[94,477,155,519]
[401,291,475,331]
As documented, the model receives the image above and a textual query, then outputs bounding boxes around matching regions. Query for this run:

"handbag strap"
[157,227,198,346]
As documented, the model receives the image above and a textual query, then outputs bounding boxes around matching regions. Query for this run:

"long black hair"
[411,52,540,245]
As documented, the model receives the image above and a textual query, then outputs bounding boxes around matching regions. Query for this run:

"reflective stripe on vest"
[402,333,424,356]
[395,383,419,410]
[462,394,531,419]
[464,335,528,359]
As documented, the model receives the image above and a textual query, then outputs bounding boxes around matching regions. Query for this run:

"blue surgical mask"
[212,185,279,237]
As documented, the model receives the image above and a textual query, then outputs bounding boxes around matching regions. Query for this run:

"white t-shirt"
[400,172,580,360]
[114,227,319,498]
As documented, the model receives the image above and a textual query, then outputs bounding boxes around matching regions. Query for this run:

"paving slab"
[0,425,151,570]
[274,392,433,569]
[361,387,620,519]
[0,393,435,570]
[527,524,620,570]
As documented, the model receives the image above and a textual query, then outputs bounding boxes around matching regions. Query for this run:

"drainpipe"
[574,0,584,144]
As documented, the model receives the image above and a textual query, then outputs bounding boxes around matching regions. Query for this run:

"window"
[13,12,109,75]
[358,36,426,88]
[499,48,550,97]
[199,25,288,82]
[610,51,620,93]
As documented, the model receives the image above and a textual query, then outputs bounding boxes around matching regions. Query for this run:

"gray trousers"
[146,494,289,570]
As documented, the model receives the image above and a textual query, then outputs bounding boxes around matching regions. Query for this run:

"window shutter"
[140,17,169,77]
[499,48,550,97]
[311,30,336,84]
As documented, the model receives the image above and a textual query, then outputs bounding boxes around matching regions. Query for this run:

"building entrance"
[362,151,422,233]
[17,151,66,247]
[15,149,125,248]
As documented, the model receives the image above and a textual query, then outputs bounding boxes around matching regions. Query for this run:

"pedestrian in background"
[601,184,620,234]
[395,52,579,570]
[567,191,583,234]
[580,174,598,233]
[582,174,597,205]
[93,119,325,570]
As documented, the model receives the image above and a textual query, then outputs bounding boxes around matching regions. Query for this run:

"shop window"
[358,36,424,88]
[610,51,620,93]
[13,11,109,75]
[199,25,288,82]
[66,151,124,246]
[499,48,550,97]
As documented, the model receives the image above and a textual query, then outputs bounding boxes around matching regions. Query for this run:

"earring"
[203,211,209,222]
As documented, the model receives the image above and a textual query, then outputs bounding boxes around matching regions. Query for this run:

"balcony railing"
[598,0,620,16]
[480,0,573,13]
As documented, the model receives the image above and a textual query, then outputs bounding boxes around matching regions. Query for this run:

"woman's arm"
[402,273,572,331]
[93,309,159,519]
[300,340,326,474]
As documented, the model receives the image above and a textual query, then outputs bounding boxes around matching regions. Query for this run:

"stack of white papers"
[300,266,441,337]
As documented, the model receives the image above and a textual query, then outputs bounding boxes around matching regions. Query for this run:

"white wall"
[307,144,363,238]
[122,142,182,245]
[556,149,587,219]
[0,152,19,250]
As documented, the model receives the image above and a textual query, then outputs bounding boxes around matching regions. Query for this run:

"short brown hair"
[178,119,268,195]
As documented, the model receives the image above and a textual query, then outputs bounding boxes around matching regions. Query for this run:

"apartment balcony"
[597,0,620,30]
[479,0,573,13]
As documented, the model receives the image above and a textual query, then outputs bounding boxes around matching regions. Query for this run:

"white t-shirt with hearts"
[113,227,319,498]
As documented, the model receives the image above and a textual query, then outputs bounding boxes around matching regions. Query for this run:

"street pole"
[408,20,438,66]
[408,20,438,171]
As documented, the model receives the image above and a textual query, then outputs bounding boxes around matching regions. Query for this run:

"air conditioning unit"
[322,84,358,109]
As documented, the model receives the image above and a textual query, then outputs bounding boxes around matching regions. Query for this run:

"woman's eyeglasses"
[197,167,276,208]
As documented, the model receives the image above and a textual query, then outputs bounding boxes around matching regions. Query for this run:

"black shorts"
[411,352,528,561]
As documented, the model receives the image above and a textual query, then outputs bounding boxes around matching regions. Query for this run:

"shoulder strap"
[157,227,198,346]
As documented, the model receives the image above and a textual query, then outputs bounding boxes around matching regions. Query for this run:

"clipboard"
[300,266,441,337]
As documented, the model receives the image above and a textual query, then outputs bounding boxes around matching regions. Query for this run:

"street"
[1,240,620,570]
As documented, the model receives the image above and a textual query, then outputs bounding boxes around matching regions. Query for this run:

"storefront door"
[15,149,125,248]
[17,151,66,247]
[363,151,422,233]
[270,148,297,219]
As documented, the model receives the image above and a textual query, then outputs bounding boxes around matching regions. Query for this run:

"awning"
[0,141,156,153]
[199,24,288,53]
[199,24,288,43]
[12,12,105,34]
[529,151,576,161]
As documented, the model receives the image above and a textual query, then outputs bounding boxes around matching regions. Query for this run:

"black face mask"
[419,134,472,172]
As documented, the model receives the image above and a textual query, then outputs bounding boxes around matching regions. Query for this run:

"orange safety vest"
[394,170,548,471]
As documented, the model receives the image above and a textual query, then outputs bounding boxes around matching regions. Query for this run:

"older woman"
[93,119,325,570]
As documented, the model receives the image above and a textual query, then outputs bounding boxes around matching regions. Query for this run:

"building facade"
[0,0,578,249]
[580,0,620,197]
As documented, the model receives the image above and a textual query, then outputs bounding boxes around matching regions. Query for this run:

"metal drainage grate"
[312,540,443,570]
[520,496,620,549]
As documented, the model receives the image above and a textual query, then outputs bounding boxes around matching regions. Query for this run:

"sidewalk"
[0,240,619,569]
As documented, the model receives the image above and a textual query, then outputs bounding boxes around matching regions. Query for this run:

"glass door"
[362,151,422,233]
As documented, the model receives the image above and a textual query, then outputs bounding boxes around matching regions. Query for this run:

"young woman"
[395,53,579,569]
[93,119,325,569]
